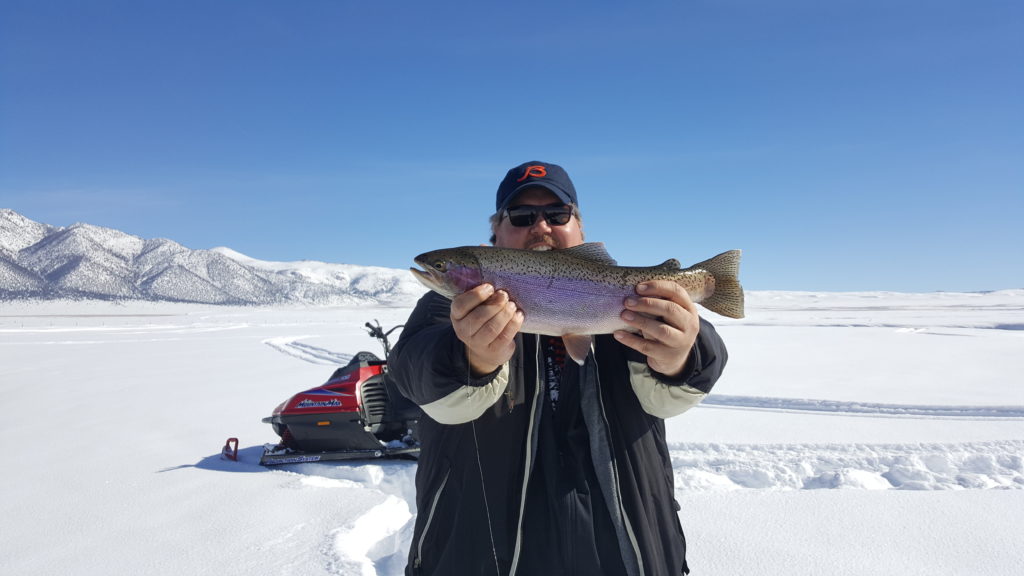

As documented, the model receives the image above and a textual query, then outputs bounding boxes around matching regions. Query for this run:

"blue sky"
[2,0,1021,291]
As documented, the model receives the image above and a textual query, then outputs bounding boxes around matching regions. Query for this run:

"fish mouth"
[409,265,442,291]
[410,264,461,301]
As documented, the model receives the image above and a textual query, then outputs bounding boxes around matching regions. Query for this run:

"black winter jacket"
[390,291,728,576]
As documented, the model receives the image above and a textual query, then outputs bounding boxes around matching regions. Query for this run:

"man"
[390,161,728,576]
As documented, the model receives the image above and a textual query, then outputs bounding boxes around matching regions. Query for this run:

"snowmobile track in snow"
[273,462,417,575]
[263,336,354,366]
[669,439,1024,491]
[701,394,1024,419]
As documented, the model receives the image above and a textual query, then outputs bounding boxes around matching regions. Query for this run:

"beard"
[526,234,560,250]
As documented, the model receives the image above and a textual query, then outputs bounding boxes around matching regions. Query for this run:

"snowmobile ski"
[258,441,419,466]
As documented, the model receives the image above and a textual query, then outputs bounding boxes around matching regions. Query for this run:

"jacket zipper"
[592,356,646,576]
[508,336,543,576]
[413,467,451,571]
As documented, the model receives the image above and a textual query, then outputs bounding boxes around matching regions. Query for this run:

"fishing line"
[469,350,502,576]
[473,421,502,576]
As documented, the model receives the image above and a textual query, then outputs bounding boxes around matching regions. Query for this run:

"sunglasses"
[503,204,574,227]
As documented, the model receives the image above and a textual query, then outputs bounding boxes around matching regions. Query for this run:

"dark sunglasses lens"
[546,209,571,226]
[507,209,538,227]
[506,206,571,227]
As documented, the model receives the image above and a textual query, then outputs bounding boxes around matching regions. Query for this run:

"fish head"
[410,247,485,299]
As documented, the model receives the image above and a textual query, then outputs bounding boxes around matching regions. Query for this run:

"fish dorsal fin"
[656,258,681,270]
[563,242,617,266]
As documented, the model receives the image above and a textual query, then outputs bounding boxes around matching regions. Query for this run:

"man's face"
[493,187,584,251]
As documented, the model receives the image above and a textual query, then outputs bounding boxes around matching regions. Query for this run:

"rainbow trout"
[410,243,743,365]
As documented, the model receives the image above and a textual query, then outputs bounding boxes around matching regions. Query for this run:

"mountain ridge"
[0,209,425,306]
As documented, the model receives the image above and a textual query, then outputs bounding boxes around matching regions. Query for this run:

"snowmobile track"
[263,336,355,366]
[669,439,1024,491]
[701,394,1024,419]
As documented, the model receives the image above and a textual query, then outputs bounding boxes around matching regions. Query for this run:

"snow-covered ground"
[1,290,1022,575]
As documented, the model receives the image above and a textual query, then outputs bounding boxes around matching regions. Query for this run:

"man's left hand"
[613,281,700,378]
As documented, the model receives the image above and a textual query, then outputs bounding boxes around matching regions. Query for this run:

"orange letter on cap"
[516,165,547,182]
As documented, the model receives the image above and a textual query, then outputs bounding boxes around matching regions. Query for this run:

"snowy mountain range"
[0,209,426,306]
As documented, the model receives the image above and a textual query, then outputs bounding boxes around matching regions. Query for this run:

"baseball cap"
[495,161,578,212]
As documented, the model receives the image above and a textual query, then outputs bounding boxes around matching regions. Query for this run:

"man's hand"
[451,283,524,377]
[613,281,700,378]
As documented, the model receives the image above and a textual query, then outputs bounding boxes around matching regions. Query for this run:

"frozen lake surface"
[1,290,1022,575]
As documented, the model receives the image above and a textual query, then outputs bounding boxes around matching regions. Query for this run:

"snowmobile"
[258,321,421,465]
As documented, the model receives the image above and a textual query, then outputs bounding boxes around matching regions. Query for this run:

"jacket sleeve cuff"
[419,363,510,424]
[627,360,707,419]
[621,335,702,385]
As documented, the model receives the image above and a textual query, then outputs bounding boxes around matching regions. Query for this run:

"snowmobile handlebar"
[365,321,384,339]
[364,320,403,360]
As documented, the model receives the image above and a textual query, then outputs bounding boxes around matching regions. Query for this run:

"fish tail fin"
[690,250,744,319]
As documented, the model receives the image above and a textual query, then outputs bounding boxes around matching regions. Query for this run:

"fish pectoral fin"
[562,334,593,366]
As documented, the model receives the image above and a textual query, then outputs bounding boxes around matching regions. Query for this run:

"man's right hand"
[450,283,524,377]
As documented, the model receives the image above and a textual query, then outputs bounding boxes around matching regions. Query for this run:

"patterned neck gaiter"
[543,336,566,412]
